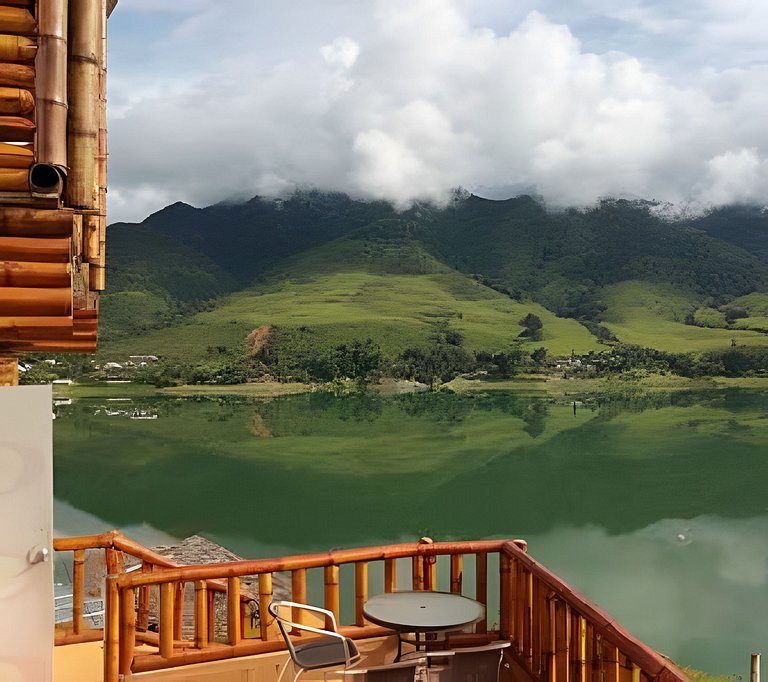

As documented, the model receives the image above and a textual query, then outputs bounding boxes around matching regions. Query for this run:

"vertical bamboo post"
[258,573,273,641]
[104,547,124,575]
[450,554,463,594]
[475,552,487,634]
[384,558,397,593]
[355,562,368,626]
[411,555,424,591]
[0,356,18,385]
[499,553,511,639]
[119,586,135,677]
[194,580,208,648]
[72,549,85,635]
[137,563,150,632]
[606,642,619,682]
[752,655,761,682]
[555,602,570,682]
[532,578,542,674]
[324,566,340,629]
[547,597,556,682]
[523,570,533,664]
[103,575,119,682]
[207,590,215,643]
[291,569,307,625]
[577,616,587,682]
[227,577,241,645]
[632,663,641,682]
[35,0,68,168]
[67,0,99,210]
[159,582,174,658]
[173,582,184,641]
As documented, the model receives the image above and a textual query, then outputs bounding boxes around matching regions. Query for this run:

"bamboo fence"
[0,0,113,356]
[53,532,688,682]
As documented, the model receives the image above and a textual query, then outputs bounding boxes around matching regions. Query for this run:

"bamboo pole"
[119,586,136,677]
[354,561,368,626]
[0,7,36,35]
[0,235,70,261]
[83,213,98,264]
[0,168,28,191]
[0,287,71,315]
[384,558,396,593]
[137,564,151,633]
[475,552,487,634]
[499,553,511,639]
[0,116,35,142]
[0,208,73,235]
[194,581,207,648]
[0,87,34,115]
[67,0,99,209]
[0,261,70,287]
[104,575,120,682]
[577,616,587,682]
[0,142,33,167]
[752,655,761,682]
[0,354,18,385]
[0,338,94,352]
[450,554,463,594]
[227,577,241,645]
[291,569,307,625]
[173,582,184,641]
[411,555,424,591]
[159,582,174,658]
[258,573,272,641]
[0,35,36,62]
[0,63,35,89]
[72,549,85,635]
[555,602,570,682]
[35,0,68,169]
[324,566,340,629]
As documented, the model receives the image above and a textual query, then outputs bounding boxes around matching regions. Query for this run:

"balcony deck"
[52,532,688,682]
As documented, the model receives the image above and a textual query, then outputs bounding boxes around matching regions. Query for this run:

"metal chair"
[404,641,510,681]
[338,656,429,681]
[269,600,362,682]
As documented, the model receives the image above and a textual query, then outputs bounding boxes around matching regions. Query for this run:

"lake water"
[52,388,768,676]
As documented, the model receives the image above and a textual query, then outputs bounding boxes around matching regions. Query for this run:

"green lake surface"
[52,388,768,676]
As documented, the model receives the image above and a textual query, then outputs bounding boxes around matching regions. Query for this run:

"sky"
[105,0,768,223]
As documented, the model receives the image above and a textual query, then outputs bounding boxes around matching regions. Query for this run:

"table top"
[363,591,485,632]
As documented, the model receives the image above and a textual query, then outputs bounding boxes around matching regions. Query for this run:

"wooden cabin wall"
[0,0,111,357]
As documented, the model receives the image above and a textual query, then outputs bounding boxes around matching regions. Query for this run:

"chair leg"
[276,657,291,682]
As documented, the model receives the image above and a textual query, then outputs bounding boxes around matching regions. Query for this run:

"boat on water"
[50,531,688,682]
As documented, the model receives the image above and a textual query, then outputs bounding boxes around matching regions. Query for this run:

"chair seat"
[293,635,361,670]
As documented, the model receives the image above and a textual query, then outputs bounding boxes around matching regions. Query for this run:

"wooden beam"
[0,354,18,385]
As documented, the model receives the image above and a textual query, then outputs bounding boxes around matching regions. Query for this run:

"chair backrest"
[268,600,349,665]
[447,641,511,682]
[341,657,428,682]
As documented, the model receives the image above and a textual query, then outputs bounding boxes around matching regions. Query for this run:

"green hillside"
[104,222,599,362]
[598,282,768,352]
[97,192,768,381]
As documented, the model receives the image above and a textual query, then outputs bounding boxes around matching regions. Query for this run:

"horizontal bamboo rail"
[0,115,35,142]
[54,533,686,682]
[0,208,73,235]
[0,35,37,62]
[0,7,36,35]
[0,286,71,315]
[0,235,70,261]
[0,86,34,115]
[0,62,34,89]
[0,260,70,287]
[0,142,33,167]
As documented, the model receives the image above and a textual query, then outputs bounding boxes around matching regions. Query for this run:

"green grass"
[104,234,601,361]
[599,281,768,352]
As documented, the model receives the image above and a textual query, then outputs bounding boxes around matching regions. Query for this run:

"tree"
[531,347,548,366]
[519,313,543,341]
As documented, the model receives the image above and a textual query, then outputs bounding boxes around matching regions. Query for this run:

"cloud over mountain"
[107,0,768,222]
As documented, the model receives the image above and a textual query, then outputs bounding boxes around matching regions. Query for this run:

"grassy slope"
[103,228,600,361]
[599,281,768,352]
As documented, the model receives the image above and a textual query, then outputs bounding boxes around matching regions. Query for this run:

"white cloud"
[106,0,768,222]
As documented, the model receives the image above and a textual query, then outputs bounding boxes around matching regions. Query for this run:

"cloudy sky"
[106,0,768,223]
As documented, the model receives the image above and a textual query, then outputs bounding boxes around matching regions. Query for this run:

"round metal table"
[363,591,485,660]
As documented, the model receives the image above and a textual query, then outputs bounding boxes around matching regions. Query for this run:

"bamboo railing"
[53,533,687,682]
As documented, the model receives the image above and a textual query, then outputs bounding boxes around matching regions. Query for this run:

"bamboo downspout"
[35,0,68,170]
